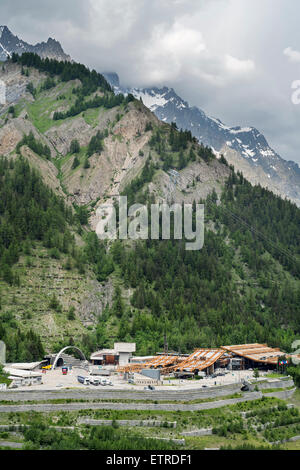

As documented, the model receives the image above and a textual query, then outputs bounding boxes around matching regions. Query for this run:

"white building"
[114,343,136,366]
[4,367,43,388]
[90,343,136,366]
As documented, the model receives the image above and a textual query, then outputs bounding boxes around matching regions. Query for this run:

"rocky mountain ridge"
[103,72,300,207]
[0,25,71,62]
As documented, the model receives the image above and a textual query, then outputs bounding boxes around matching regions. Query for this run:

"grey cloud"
[1,0,300,163]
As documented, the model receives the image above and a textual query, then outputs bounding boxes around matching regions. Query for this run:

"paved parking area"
[7,368,260,392]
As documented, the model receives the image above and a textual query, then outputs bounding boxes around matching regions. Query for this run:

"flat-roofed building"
[4,367,43,388]
[114,343,136,366]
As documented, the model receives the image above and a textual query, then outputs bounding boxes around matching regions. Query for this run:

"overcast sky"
[1,0,300,163]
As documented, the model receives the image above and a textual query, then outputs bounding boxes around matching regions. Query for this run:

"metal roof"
[221,343,300,365]
[90,350,119,359]
[7,361,44,371]
[4,367,42,378]
[173,349,226,372]
[144,355,181,369]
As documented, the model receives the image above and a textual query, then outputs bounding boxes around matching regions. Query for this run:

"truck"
[89,376,101,386]
[77,376,90,385]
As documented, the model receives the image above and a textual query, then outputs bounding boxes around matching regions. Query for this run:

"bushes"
[69,139,80,154]
[122,157,155,206]
[41,77,56,91]
[72,155,80,169]
[16,131,51,159]
[26,82,36,97]
[48,294,62,312]
[287,366,300,387]
[8,105,15,118]
[53,92,129,121]
[0,364,11,386]
[0,326,44,362]
[264,422,300,442]
[0,156,74,283]
[21,423,179,450]
[212,418,244,436]
[87,131,104,157]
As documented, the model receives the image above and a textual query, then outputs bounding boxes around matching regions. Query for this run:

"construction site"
[1,342,298,392]
[118,343,299,378]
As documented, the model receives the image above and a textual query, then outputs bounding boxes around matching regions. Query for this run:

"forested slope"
[0,53,299,360]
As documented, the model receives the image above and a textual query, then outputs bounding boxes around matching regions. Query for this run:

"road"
[0,382,244,402]
[0,392,262,413]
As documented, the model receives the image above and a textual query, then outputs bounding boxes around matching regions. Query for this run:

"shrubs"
[69,139,80,155]
[8,105,16,118]
[40,77,56,91]
[212,418,244,436]
[72,155,80,170]
[67,306,76,321]
[48,294,62,312]
[17,131,51,159]
[53,93,128,121]
[83,158,90,169]
[26,82,36,97]
[87,131,104,157]
[21,423,178,450]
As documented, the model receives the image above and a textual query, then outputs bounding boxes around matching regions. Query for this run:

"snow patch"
[260,149,274,157]
[230,127,252,134]
[133,90,168,111]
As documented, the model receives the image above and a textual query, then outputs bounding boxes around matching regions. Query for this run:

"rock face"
[0,60,231,228]
[0,26,71,61]
[105,74,300,207]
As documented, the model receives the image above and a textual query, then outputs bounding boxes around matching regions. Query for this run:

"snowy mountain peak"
[104,73,300,206]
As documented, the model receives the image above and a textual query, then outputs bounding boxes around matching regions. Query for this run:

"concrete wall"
[78,418,176,428]
[134,377,162,386]
[255,378,294,390]
[264,388,296,400]
[181,428,213,437]
[0,381,245,402]
[141,369,161,381]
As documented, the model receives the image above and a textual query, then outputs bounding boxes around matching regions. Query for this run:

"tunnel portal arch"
[52,346,86,369]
